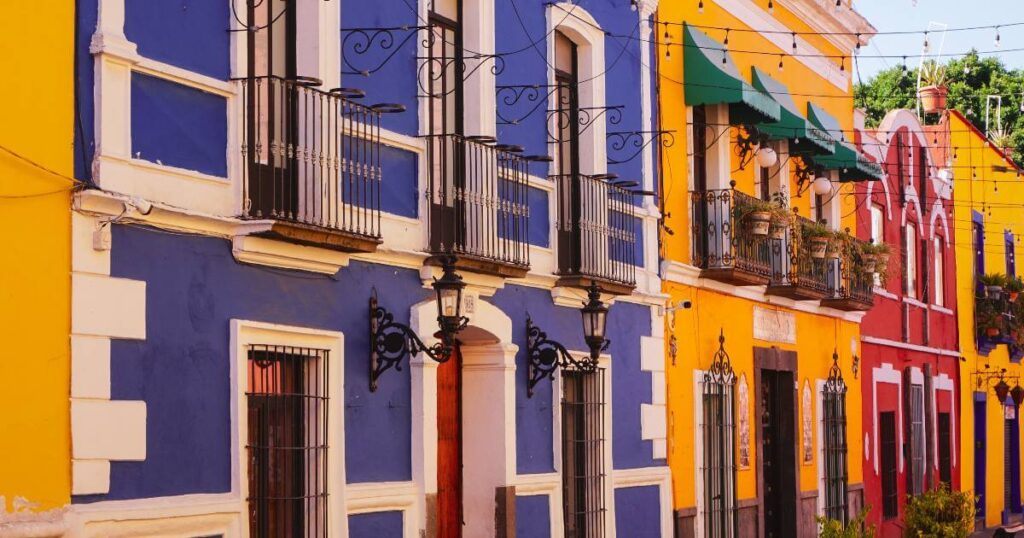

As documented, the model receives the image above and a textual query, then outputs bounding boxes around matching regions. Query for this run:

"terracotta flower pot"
[919,85,948,114]
[987,285,1005,299]
[746,211,772,237]
[809,237,828,259]
[862,255,878,273]
[987,327,1001,337]
[1011,291,1020,303]
[769,218,789,240]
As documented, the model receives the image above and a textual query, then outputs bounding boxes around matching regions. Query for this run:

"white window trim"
[905,223,918,299]
[871,363,904,474]
[933,235,945,307]
[230,320,346,538]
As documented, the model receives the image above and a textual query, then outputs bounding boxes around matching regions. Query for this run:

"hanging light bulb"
[965,64,971,75]
[840,56,845,72]
[996,26,1002,48]
[778,54,784,72]
[835,0,842,10]
[630,0,639,11]
[792,33,798,52]
[923,32,930,54]
[813,176,833,196]
[722,51,728,65]
[724,29,730,48]
[698,0,704,13]
[757,146,779,168]
[768,0,774,13]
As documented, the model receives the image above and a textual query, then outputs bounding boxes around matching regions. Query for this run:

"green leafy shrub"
[903,484,975,538]
[817,507,875,538]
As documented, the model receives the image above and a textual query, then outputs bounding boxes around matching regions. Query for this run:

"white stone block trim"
[345,481,420,538]
[612,465,673,538]
[71,336,111,400]
[72,460,111,496]
[641,333,668,459]
[514,473,563,538]
[71,400,147,461]
[71,273,146,340]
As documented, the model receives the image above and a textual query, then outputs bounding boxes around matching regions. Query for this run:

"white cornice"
[775,0,877,53]
[861,335,961,358]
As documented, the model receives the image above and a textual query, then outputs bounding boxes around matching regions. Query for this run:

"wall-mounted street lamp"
[974,364,1024,405]
[369,256,468,392]
[526,282,610,397]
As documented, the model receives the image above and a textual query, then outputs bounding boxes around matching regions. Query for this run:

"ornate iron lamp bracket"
[824,350,847,394]
[606,130,676,165]
[369,288,467,392]
[526,317,594,398]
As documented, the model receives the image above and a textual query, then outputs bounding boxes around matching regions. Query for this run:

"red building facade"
[855,109,960,536]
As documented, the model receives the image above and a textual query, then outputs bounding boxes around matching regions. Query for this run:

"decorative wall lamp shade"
[525,282,611,397]
[682,25,780,125]
[807,103,884,182]
[750,67,836,155]
[368,256,469,391]
[995,378,1011,402]
[1012,384,1024,407]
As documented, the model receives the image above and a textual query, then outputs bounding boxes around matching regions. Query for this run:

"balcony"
[554,173,637,295]
[690,187,773,286]
[976,293,1024,358]
[426,134,531,278]
[821,239,875,311]
[240,76,395,253]
[765,216,832,301]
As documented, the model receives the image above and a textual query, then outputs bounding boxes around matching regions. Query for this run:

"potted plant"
[817,507,875,538]
[801,220,833,259]
[858,242,891,283]
[826,230,849,260]
[769,193,792,240]
[990,128,1015,156]
[977,299,1003,338]
[918,60,948,114]
[1007,276,1024,302]
[733,196,777,238]
[903,484,975,537]
[980,273,1008,299]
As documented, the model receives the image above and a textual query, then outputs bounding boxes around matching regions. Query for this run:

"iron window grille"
[909,383,926,496]
[702,332,737,538]
[938,412,953,485]
[246,344,330,538]
[879,411,898,520]
[822,355,849,523]
[562,367,607,538]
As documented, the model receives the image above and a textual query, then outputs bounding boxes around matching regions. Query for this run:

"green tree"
[854,51,1024,164]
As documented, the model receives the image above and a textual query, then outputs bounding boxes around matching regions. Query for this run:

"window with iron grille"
[562,367,606,538]
[702,334,737,538]
[909,384,926,496]
[938,412,952,485]
[879,411,898,520]
[247,345,330,538]
[822,368,849,523]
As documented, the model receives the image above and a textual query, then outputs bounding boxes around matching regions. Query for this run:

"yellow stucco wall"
[657,0,866,517]
[0,1,74,510]
[950,112,1024,528]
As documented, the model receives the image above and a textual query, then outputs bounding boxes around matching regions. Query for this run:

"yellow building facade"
[946,110,1024,529]
[0,0,74,521]
[656,1,876,535]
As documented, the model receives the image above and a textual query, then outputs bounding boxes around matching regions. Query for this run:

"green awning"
[683,24,780,125]
[807,103,883,182]
[750,68,835,155]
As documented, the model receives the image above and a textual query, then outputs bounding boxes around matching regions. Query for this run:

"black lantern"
[1012,385,1024,407]
[581,282,610,362]
[995,379,1011,402]
[368,257,469,391]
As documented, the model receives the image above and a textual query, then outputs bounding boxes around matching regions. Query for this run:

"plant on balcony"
[918,60,948,114]
[977,297,1004,338]
[826,230,849,260]
[733,196,778,239]
[990,128,1015,156]
[903,484,974,538]
[979,273,1008,298]
[1006,276,1024,302]
[769,194,793,240]
[856,242,891,284]
[801,220,833,259]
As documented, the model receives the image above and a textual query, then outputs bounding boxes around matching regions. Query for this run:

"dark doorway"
[975,396,987,522]
[437,345,463,537]
[761,368,797,538]
[1005,400,1021,519]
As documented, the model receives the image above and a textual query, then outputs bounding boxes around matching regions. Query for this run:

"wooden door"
[437,346,463,537]
[761,368,797,538]
[975,398,987,522]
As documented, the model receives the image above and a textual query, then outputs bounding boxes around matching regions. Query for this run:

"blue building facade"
[70,0,668,536]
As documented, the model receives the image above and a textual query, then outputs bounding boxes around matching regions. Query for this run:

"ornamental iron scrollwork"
[341,25,428,76]
[526,317,595,397]
[546,104,625,139]
[705,329,736,387]
[497,84,560,126]
[606,130,675,165]
[368,287,468,392]
[824,350,847,394]
[416,54,507,98]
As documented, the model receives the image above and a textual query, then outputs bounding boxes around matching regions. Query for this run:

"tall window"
[909,384,926,496]
[1007,231,1017,278]
[879,411,898,520]
[934,237,945,306]
[938,412,953,485]
[562,368,606,538]
[905,224,918,298]
[973,218,985,284]
[555,31,582,276]
[871,205,885,286]
[814,193,825,224]
[702,352,737,537]
[822,368,849,523]
[247,345,330,537]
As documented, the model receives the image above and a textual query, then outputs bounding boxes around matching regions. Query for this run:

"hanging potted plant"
[977,302,1003,338]
[733,196,776,238]
[918,60,948,114]
[769,195,793,240]
[1006,276,1024,302]
[826,230,847,260]
[801,220,833,259]
[980,273,1008,299]
[860,242,891,274]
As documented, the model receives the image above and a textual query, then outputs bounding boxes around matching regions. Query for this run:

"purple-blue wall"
[614,485,662,537]
[515,495,551,538]
[125,0,230,79]
[349,510,403,537]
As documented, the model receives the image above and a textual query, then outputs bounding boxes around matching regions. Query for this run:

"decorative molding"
[610,466,673,538]
[345,481,421,538]
[231,236,352,275]
[861,335,961,358]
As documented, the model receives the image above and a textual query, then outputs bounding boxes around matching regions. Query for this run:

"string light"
[855,33,861,53]
[835,0,842,10]
[778,54,784,72]
[840,56,845,72]
[698,0,704,14]
[630,0,639,11]
[792,32,797,52]
[996,26,1002,48]
[923,32,930,54]
[768,0,774,14]
[724,29,730,48]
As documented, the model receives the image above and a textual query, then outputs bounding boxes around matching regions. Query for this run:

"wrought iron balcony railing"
[555,173,637,294]
[822,237,875,311]
[976,293,1024,358]
[691,187,773,286]
[766,216,832,300]
[240,76,392,252]
[425,133,530,277]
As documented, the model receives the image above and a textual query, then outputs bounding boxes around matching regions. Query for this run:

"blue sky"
[853,0,1024,81]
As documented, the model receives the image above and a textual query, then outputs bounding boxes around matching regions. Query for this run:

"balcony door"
[427,0,464,254]
[246,0,297,219]
[555,31,582,277]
